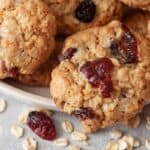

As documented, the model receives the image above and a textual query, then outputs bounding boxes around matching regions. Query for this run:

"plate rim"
[0,81,61,111]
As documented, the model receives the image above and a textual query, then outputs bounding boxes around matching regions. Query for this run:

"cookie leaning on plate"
[118,0,150,11]
[0,0,56,79]
[45,0,123,34]
[50,21,150,133]
[123,10,150,38]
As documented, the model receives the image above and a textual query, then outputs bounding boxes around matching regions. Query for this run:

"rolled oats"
[11,125,24,138]
[0,99,6,112]
[122,134,134,150]
[134,139,140,147]
[54,138,69,147]
[146,115,150,124]
[146,123,150,130]
[69,145,80,150]
[22,138,37,150]
[71,131,88,141]
[110,129,122,140]
[18,112,29,124]
[62,121,73,133]
[145,138,150,150]
[102,103,116,112]
[118,139,128,150]
[106,140,119,150]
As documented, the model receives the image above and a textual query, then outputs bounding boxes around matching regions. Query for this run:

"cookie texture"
[16,38,64,86]
[0,0,56,79]
[123,10,150,38]
[50,21,150,133]
[45,0,123,34]
[119,0,150,11]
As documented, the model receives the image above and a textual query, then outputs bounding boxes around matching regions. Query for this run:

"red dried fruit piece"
[75,0,96,23]
[110,26,137,64]
[80,57,114,97]
[73,107,97,120]
[27,111,56,141]
[58,48,77,62]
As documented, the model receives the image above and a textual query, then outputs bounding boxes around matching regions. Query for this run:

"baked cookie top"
[0,0,56,79]
[45,0,123,34]
[16,38,64,86]
[50,21,150,133]
[119,0,150,11]
[123,10,150,38]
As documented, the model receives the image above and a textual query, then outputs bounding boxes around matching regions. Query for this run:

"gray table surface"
[0,81,149,150]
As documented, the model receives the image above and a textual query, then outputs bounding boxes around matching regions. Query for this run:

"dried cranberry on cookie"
[45,0,123,34]
[50,21,150,133]
[0,0,56,79]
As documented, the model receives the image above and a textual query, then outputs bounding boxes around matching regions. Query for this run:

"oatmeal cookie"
[123,10,150,38]
[50,21,150,133]
[0,0,56,79]
[119,0,150,11]
[16,38,64,86]
[45,0,123,34]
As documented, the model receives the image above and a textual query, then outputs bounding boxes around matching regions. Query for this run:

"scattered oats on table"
[0,99,6,112]
[22,138,37,150]
[11,125,24,138]
[54,138,69,147]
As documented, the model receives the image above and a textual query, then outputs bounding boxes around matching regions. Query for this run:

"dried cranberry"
[58,48,77,62]
[73,107,97,120]
[75,0,96,23]
[110,26,137,64]
[80,57,114,97]
[27,111,56,141]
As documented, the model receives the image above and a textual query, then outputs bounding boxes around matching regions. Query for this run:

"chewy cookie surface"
[0,0,56,79]
[119,0,150,11]
[123,10,150,39]
[45,0,123,34]
[16,38,64,86]
[50,21,150,133]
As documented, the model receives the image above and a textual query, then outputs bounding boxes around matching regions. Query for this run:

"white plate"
[0,80,61,111]
[1,80,150,150]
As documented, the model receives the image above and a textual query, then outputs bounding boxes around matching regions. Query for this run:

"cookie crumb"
[22,138,37,150]
[0,99,6,112]
[71,131,88,141]
[62,120,73,133]
[54,138,69,147]
[11,125,24,138]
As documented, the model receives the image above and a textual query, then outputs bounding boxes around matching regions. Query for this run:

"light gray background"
[0,81,149,150]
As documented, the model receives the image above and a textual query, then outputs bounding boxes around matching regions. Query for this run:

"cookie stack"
[0,0,150,133]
